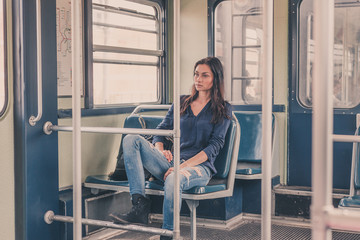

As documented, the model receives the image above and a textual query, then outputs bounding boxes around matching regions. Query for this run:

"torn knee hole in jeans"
[179,167,202,184]
[191,167,203,177]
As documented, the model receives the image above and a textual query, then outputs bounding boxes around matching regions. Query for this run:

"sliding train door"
[288,0,360,189]
[13,0,59,239]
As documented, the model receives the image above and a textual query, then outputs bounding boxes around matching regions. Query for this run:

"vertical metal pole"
[173,0,181,239]
[261,0,273,239]
[71,0,82,239]
[312,0,334,239]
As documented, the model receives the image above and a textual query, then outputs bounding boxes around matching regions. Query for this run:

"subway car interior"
[2,0,360,239]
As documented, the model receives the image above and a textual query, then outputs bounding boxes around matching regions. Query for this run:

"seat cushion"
[146,179,226,194]
[236,167,262,175]
[339,195,360,208]
[85,175,129,187]
[86,175,226,195]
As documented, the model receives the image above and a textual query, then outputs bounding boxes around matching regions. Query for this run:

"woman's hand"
[163,167,174,180]
[155,142,172,162]
[161,150,173,162]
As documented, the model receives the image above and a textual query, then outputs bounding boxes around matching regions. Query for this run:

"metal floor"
[86,222,360,240]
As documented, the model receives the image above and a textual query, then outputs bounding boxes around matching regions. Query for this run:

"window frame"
[290,0,360,114]
[83,0,167,114]
[208,0,284,112]
[0,0,7,118]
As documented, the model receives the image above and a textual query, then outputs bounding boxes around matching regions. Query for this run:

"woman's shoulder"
[180,95,190,104]
[180,95,189,100]
[224,101,232,113]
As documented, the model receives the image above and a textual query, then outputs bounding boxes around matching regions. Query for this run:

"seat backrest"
[123,115,164,130]
[213,119,238,179]
[233,111,275,163]
[118,115,165,151]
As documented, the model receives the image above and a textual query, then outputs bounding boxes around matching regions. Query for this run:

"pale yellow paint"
[180,0,208,94]
[0,1,14,238]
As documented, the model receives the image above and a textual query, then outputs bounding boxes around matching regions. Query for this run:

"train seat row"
[84,110,277,227]
[85,110,274,191]
[339,126,360,210]
[85,111,240,239]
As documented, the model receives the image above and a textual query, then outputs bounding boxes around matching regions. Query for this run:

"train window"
[214,0,263,105]
[0,0,6,117]
[299,0,360,108]
[89,0,163,107]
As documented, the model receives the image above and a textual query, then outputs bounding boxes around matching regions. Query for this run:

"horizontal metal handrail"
[232,45,261,49]
[333,134,360,143]
[93,45,163,56]
[131,104,171,116]
[93,22,158,34]
[44,122,174,136]
[93,3,156,20]
[44,211,172,237]
[232,12,262,17]
[324,206,360,232]
[233,77,262,80]
[93,59,158,66]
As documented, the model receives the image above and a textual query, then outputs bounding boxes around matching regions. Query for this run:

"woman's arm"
[154,142,164,151]
[180,151,207,168]
[202,105,232,166]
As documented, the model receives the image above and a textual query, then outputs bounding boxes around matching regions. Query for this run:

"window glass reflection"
[215,0,263,105]
[299,1,360,108]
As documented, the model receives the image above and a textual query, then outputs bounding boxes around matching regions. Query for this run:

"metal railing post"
[72,0,83,239]
[312,0,334,239]
[173,0,181,239]
[261,0,273,239]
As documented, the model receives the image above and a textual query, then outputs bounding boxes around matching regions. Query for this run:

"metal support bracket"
[43,121,53,135]
[185,200,199,240]
[44,210,55,224]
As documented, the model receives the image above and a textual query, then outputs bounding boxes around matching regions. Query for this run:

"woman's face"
[194,64,214,93]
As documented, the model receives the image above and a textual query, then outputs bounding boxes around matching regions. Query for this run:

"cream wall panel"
[58,115,125,188]
[0,1,14,235]
[0,98,14,240]
[180,0,208,94]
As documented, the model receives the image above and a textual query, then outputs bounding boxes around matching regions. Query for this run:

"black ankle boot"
[110,194,151,225]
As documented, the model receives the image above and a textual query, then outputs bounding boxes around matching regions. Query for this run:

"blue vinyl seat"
[85,111,240,240]
[233,112,275,180]
[339,126,360,210]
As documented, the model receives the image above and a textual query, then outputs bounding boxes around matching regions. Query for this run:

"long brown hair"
[180,57,230,124]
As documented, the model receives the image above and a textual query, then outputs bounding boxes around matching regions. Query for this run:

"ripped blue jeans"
[122,134,212,230]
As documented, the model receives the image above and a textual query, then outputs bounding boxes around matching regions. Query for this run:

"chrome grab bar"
[44,211,173,237]
[29,0,43,126]
[130,104,172,116]
[43,121,174,137]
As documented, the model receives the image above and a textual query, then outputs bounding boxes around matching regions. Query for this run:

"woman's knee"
[164,174,175,194]
[164,173,185,194]
[123,134,141,148]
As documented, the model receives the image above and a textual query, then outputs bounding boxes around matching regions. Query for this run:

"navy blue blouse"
[152,97,232,175]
